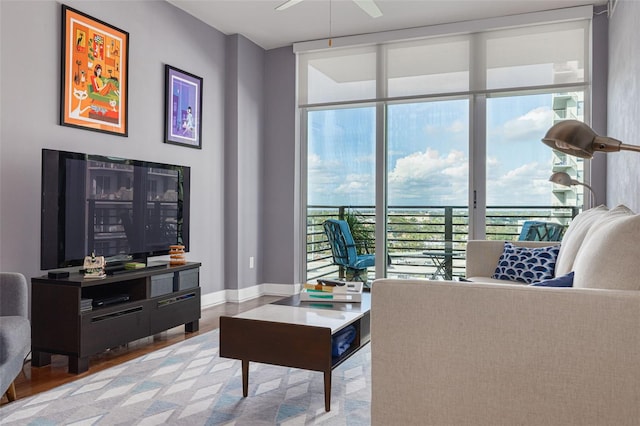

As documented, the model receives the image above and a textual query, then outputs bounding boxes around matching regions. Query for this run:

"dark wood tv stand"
[31,261,201,374]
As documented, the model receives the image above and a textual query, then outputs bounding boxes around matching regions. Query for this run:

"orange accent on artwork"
[62,7,128,136]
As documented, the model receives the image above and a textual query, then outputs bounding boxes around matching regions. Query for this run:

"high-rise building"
[550,90,585,207]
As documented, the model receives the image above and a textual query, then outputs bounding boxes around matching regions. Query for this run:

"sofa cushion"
[572,205,640,290]
[529,271,574,287]
[555,205,609,276]
[492,242,560,284]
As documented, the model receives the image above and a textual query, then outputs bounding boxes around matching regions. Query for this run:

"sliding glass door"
[386,99,469,279]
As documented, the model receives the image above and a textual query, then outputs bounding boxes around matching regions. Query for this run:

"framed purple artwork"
[164,65,202,149]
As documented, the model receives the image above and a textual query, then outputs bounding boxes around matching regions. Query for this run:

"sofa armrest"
[465,240,559,279]
[0,273,28,318]
[371,279,640,425]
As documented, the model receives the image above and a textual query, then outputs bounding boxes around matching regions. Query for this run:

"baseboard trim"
[262,282,303,296]
[201,283,302,307]
[201,290,227,309]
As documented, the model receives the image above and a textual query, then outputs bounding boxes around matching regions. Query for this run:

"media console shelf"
[31,261,201,374]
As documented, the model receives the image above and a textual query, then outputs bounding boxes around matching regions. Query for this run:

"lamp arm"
[619,143,640,153]
[575,181,597,206]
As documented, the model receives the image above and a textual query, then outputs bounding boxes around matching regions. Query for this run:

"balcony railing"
[307,205,579,282]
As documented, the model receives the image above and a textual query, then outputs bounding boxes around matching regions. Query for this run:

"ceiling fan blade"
[353,0,382,18]
[275,0,305,11]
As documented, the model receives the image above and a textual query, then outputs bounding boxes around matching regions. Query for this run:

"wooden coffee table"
[219,293,371,411]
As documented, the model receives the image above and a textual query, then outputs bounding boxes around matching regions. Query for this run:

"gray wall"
[0,0,295,298]
[607,0,640,211]
[262,46,298,284]
[224,34,266,290]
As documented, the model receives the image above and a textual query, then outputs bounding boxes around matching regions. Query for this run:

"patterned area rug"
[0,330,371,425]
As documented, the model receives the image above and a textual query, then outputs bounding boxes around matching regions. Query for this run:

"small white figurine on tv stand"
[83,252,106,279]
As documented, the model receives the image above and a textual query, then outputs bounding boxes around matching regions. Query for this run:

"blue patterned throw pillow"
[492,242,560,284]
[529,271,574,287]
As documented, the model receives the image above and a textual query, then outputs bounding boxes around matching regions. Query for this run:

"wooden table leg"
[242,359,249,397]
[324,369,332,411]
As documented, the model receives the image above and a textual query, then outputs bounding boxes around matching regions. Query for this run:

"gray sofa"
[371,205,640,425]
[0,273,30,402]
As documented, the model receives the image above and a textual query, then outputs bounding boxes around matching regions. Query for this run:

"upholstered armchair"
[0,272,30,402]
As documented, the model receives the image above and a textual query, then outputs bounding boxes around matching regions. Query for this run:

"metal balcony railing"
[306,205,579,282]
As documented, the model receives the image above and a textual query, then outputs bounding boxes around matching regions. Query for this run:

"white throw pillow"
[555,205,609,276]
[572,205,640,290]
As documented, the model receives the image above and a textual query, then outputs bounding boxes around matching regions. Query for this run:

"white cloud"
[307,153,343,200]
[502,107,554,142]
[488,161,552,204]
[310,148,553,206]
[388,148,468,204]
[487,156,500,168]
[447,120,465,133]
[389,148,466,183]
[335,174,372,195]
[308,154,375,205]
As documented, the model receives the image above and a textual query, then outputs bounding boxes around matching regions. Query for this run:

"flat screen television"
[41,148,190,270]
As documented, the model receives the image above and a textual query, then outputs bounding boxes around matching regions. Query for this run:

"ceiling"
[167,0,607,51]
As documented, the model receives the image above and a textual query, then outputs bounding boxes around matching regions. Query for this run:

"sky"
[307,93,581,208]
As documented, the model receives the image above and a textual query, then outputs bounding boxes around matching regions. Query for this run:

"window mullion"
[469,32,486,240]
[470,94,486,240]
[375,45,387,279]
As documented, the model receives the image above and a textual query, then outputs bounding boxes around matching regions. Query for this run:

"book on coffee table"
[300,281,363,302]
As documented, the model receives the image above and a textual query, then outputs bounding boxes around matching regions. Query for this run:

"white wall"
[0,1,227,297]
[607,0,640,211]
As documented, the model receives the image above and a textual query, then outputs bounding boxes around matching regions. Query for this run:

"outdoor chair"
[323,219,375,283]
[518,220,565,242]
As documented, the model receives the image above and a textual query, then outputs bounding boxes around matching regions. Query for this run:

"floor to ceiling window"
[299,12,592,282]
[484,92,585,240]
[306,107,377,280]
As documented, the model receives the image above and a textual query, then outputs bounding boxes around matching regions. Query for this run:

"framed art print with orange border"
[60,5,129,136]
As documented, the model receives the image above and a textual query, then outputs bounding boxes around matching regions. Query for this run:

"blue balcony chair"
[323,219,375,283]
[518,220,565,242]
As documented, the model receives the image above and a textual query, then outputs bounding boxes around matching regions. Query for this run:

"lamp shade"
[548,171,597,206]
[548,171,577,187]
[541,120,624,159]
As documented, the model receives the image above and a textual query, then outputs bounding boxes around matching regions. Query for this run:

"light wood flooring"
[1,295,283,407]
